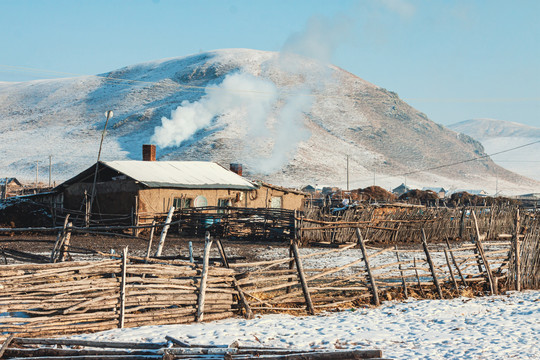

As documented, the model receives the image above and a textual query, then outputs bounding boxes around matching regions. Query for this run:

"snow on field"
[75,290,540,359]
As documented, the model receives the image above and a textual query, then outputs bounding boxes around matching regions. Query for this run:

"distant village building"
[422,187,447,199]
[301,185,316,193]
[451,189,488,196]
[392,183,410,196]
[0,178,22,198]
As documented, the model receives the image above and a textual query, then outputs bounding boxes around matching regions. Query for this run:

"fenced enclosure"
[0,205,538,340]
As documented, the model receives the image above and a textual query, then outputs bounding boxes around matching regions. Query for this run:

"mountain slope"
[449,118,540,183]
[0,49,537,193]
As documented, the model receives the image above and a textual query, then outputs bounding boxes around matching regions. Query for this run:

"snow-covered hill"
[0,49,538,193]
[449,118,540,183]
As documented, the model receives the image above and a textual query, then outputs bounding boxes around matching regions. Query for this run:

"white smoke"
[151,12,357,174]
[151,73,278,148]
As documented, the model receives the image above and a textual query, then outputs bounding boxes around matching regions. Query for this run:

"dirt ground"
[0,232,288,265]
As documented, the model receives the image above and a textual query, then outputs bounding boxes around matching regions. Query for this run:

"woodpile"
[0,336,390,359]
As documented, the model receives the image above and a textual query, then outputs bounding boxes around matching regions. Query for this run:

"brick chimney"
[142,144,156,161]
[230,163,242,176]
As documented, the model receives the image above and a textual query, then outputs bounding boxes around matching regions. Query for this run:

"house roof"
[59,161,258,191]
[0,178,22,186]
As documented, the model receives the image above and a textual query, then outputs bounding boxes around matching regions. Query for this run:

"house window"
[194,195,208,208]
[217,198,231,213]
[173,197,192,209]
[270,196,282,209]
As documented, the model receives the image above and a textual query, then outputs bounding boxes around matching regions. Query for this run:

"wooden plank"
[355,228,379,306]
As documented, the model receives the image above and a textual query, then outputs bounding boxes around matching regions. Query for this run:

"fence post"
[421,228,443,299]
[119,246,128,329]
[144,220,156,263]
[355,228,379,306]
[155,206,175,257]
[291,240,315,315]
[197,232,213,322]
[471,211,496,295]
[513,208,521,291]
[215,238,253,319]
[394,245,408,298]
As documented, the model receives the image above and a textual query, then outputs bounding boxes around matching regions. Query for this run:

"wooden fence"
[299,205,520,245]
[0,251,237,339]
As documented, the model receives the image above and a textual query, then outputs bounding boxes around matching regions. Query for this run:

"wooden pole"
[119,246,128,329]
[459,207,466,239]
[197,232,213,322]
[0,333,14,358]
[445,239,467,287]
[355,228,379,306]
[471,211,496,295]
[421,228,443,299]
[514,208,521,291]
[155,206,175,257]
[444,249,459,292]
[59,222,72,262]
[51,214,70,263]
[291,240,315,314]
[144,221,156,262]
[413,257,425,297]
[189,241,194,263]
[215,238,253,319]
[394,245,408,298]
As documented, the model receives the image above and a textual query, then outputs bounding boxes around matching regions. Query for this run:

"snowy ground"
[75,290,540,360]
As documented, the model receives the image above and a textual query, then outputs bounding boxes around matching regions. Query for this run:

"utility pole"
[35,161,39,189]
[346,155,349,191]
[48,155,52,188]
[89,110,114,223]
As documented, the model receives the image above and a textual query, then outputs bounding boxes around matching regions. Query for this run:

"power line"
[359,139,540,184]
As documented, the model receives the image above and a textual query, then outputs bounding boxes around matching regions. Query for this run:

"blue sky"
[1,0,538,127]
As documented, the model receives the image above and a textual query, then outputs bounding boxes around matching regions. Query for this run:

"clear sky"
[1,0,539,127]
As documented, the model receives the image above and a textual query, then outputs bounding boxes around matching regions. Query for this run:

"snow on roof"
[102,161,257,190]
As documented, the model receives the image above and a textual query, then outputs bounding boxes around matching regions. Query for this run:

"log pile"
[0,336,390,360]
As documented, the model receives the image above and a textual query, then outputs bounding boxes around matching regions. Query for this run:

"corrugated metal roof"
[102,161,257,190]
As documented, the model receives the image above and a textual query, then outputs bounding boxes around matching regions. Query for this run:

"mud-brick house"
[55,146,306,225]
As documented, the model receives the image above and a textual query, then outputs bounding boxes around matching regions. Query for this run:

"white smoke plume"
[151,73,278,148]
[152,11,357,174]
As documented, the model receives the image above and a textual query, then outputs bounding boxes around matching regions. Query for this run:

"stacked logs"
[0,336,389,360]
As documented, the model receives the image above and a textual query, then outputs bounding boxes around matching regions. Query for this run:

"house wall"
[63,180,139,215]
[137,188,246,215]
[247,186,305,211]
